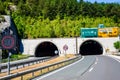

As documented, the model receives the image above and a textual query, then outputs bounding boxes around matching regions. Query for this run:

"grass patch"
[1,54,30,63]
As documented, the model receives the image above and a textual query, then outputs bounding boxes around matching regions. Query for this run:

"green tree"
[0,0,6,15]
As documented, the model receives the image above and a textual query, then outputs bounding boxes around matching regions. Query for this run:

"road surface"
[33,55,120,80]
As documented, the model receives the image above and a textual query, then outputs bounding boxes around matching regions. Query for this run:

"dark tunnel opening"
[35,41,59,57]
[80,40,103,55]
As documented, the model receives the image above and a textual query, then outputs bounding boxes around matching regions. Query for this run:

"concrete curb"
[107,55,120,59]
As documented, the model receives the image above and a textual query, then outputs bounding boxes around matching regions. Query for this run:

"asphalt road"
[33,55,120,80]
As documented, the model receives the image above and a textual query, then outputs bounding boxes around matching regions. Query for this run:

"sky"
[77,0,120,3]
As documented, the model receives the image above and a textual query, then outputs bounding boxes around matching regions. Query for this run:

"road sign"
[63,44,68,51]
[1,35,16,50]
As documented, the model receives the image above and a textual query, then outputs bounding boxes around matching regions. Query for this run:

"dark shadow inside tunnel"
[35,41,59,57]
[80,40,103,55]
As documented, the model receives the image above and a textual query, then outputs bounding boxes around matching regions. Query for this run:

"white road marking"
[89,67,93,72]
[95,62,97,64]
[95,57,98,64]
[88,56,98,72]
[112,57,120,63]
[107,55,120,63]
[34,56,85,80]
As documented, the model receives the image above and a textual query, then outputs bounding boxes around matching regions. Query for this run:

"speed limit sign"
[1,35,16,50]
[63,44,68,51]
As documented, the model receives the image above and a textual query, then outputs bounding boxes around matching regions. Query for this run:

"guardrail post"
[53,65,55,70]
[21,75,23,80]
[57,64,58,68]
[32,72,34,77]
[40,69,42,74]
[48,67,49,72]
[16,65,18,69]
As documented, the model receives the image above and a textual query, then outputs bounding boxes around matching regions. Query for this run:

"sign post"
[1,35,16,75]
[0,32,2,73]
[0,49,2,73]
[8,52,11,75]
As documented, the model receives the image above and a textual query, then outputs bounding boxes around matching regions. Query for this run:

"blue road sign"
[1,35,16,50]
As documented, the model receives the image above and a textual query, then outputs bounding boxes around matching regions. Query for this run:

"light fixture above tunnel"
[35,41,59,57]
[80,40,103,55]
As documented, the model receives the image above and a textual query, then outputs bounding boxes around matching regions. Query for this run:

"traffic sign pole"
[63,44,68,58]
[0,49,2,73]
[8,52,11,75]
[0,33,2,73]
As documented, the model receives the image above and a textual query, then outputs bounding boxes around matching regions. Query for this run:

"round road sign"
[1,35,16,50]
[63,44,68,51]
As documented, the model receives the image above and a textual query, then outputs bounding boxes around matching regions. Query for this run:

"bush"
[2,54,30,63]
[114,41,120,52]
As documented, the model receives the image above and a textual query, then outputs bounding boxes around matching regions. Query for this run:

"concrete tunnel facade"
[21,37,118,56]
[34,39,104,57]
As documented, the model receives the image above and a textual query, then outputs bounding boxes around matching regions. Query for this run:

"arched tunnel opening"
[80,40,103,55]
[35,41,59,57]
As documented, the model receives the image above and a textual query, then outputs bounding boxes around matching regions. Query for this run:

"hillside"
[0,0,120,38]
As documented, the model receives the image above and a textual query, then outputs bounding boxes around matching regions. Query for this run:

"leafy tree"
[1,0,120,38]
[0,0,6,15]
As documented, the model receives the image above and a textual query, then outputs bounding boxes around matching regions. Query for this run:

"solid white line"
[34,56,85,80]
[114,58,120,63]
[111,57,120,63]
[107,55,120,63]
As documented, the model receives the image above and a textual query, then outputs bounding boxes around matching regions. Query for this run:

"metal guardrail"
[0,56,81,80]
[0,56,56,73]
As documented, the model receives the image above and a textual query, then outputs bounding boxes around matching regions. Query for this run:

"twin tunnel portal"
[35,40,103,57]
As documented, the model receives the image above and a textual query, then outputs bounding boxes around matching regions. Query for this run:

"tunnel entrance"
[80,40,103,55]
[35,41,58,57]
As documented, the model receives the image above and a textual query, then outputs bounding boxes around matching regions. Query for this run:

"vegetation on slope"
[0,0,120,38]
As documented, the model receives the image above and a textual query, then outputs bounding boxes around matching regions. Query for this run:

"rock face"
[0,16,10,30]
[0,15,20,53]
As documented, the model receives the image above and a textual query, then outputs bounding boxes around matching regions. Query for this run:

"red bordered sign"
[63,44,68,51]
[1,35,16,50]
